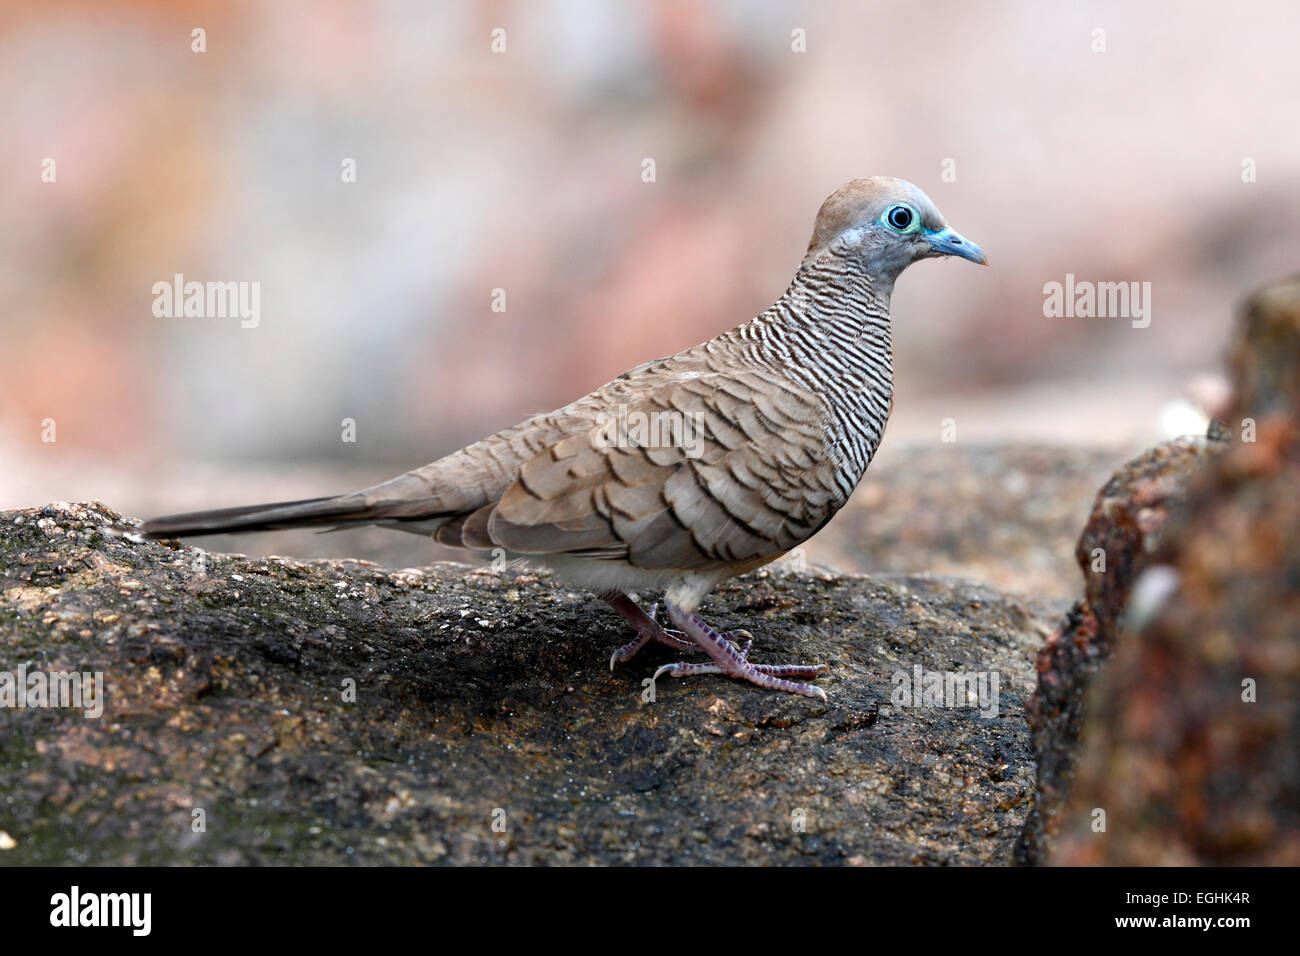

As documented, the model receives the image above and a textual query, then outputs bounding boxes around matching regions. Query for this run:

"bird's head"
[804,176,987,290]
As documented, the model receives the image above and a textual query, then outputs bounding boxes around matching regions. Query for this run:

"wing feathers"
[481,365,847,571]
[156,346,859,574]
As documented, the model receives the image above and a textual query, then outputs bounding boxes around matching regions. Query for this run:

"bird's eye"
[884,204,919,234]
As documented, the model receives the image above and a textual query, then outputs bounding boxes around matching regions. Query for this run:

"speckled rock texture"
[1049,276,1300,865]
[1016,436,1223,863]
[0,502,1044,865]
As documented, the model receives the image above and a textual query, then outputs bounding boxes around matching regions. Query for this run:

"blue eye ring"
[882,203,920,235]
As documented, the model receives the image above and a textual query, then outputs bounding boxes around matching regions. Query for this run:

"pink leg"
[654,601,830,700]
[601,592,699,670]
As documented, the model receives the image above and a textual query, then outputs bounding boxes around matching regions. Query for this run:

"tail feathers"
[141,495,374,539]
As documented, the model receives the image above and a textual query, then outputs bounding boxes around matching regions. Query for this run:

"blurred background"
[3,0,1298,598]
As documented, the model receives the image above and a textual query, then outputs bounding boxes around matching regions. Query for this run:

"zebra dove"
[143,177,987,700]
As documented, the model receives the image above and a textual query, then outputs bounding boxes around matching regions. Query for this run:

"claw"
[603,592,829,699]
[653,603,830,699]
[604,593,703,669]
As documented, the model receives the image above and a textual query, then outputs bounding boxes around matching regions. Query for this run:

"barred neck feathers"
[740,254,894,486]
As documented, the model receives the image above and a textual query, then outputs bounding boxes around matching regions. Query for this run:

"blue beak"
[925,226,988,266]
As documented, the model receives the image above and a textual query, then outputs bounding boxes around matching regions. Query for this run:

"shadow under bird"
[144,176,987,700]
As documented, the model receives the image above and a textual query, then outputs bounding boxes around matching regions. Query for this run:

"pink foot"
[653,601,830,700]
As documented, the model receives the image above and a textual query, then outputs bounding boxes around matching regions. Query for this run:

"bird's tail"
[140,494,373,539]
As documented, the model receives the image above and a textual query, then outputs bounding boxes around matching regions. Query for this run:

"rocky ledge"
[1,502,1045,865]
